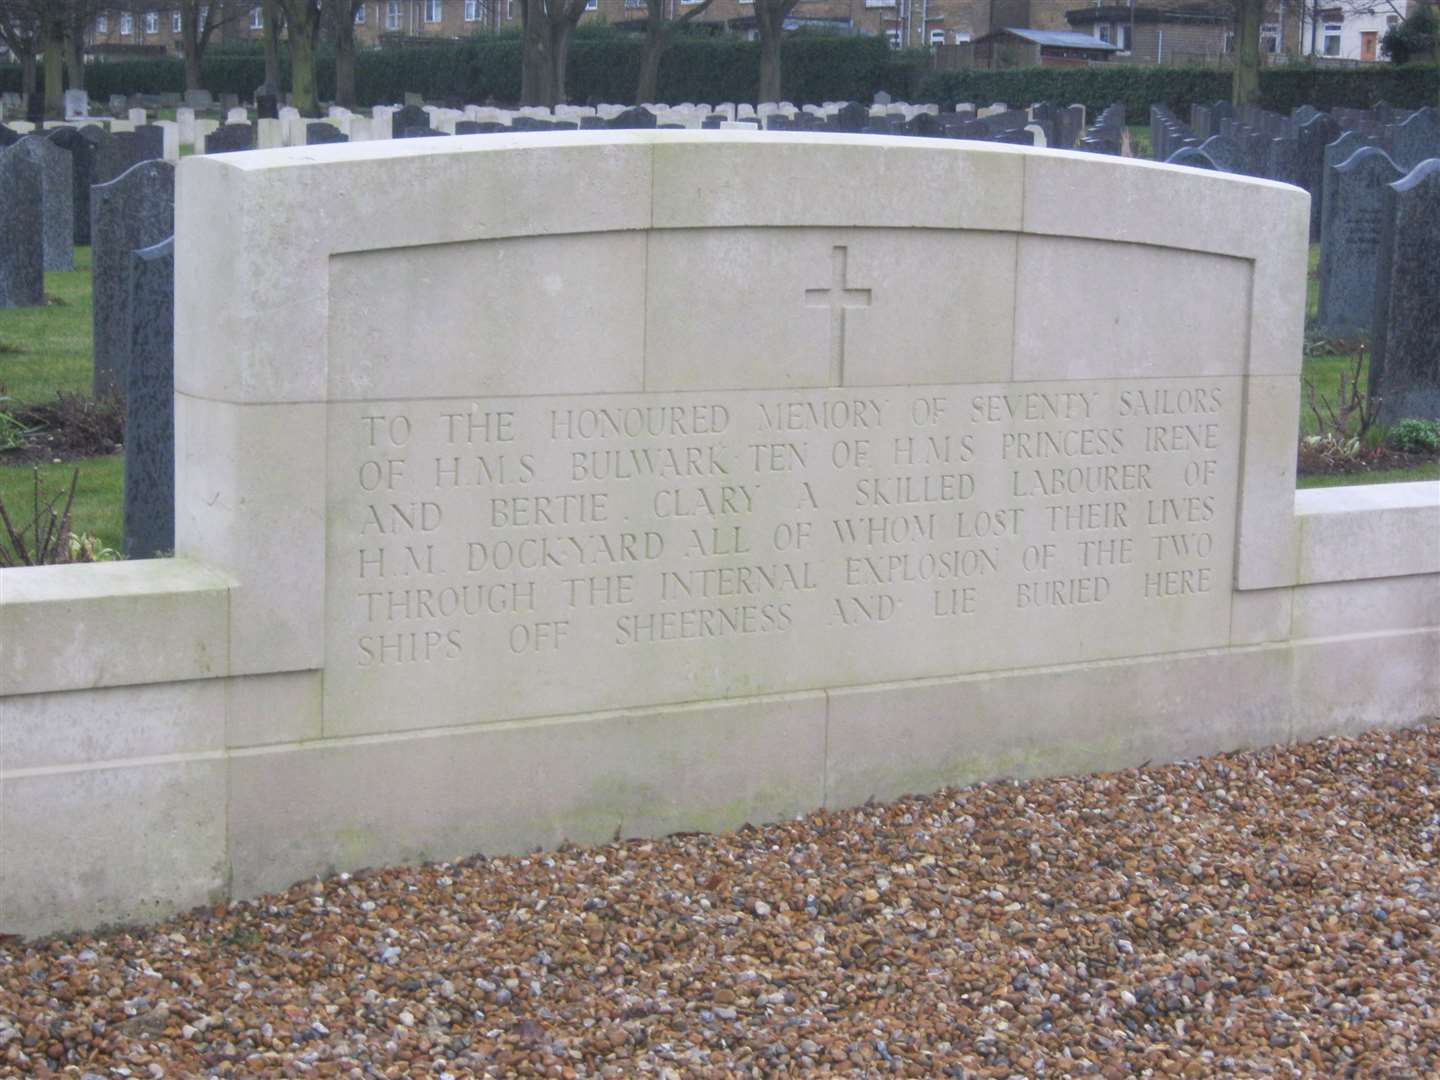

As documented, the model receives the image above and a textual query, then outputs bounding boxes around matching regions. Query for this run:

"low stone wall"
[1,134,1437,939]
[2,485,1435,937]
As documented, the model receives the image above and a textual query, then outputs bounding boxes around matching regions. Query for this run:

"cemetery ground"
[0,243,1434,562]
[1,723,1439,1077]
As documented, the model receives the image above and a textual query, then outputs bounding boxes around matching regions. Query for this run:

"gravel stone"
[2,724,1439,1077]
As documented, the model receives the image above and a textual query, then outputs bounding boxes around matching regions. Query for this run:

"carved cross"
[804,245,872,385]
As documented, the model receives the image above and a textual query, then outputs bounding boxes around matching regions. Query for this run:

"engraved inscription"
[325,379,1242,733]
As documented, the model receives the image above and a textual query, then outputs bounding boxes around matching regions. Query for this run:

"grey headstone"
[91,160,175,400]
[63,88,88,119]
[393,104,429,134]
[1389,106,1440,172]
[45,126,96,246]
[1267,135,1298,185]
[220,93,240,111]
[109,95,128,115]
[205,122,254,154]
[305,122,349,144]
[1296,113,1341,240]
[1165,146,1220,171]
[124,236,175,559]
[834,102,868,133]
[1371,160,1440,423]
[1316,147,1405,336]
[134,124,165,164]
[95,129,157,186]
[404,92,424,107]
[607,107,657,130]
[1196,134,1242,172]
[0,143,44,307]
[872,91,891,106]
[184,89,214,109]
[16,135,74,272]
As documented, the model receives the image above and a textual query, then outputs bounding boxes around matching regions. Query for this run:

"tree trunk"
[263,0,282,92]
[757,19,782,103]
[335,6,357,107]
[63,28,82,92]
[289,22,319,114]
[1232,0,1262,106]
[636,26,666,104]
[182,4,204,90]
[42,23,64,120]
[20,53,36,112]
[520,3,552,107]
[548,21,572,107]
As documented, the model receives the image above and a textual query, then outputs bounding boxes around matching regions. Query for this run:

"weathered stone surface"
[0,141,43,307]
[124,236,176,559]
[1371,159,1440,422]
[1296,112,1340,240]
[91,160,175,399]
[16,134,74,272]
[1316,147,1403,336]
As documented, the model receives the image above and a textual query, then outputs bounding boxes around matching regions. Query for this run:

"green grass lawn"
[0,455,123,559]
[0,247,94,404]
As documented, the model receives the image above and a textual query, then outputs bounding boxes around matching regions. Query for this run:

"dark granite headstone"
[1389,106,1440,171]
[306,122,349,144]
[993,128,1034,145]
[45,126,96,245]
[1370,159,1440,422]
[135,123,166,164]
[834,102,868,133]
[1296,112,1341,240]
[124,235,175,560]
[0,124,20,148]
[96,129,160,185]
[393,104,429,134]
[91,160,175,399]
[16,135,74,272]
[512,116,553,131]
[220,93,240,111]
[908,112,942,137]
[1316,147,1405,335]
[204,122,254,154]
[701,115,724,130]
[454,121,489,135]
[256,93,279,120]
[1165,146,1220,170]
[401,127,447,138]
[0,143,44,307]
[1267,135,1298,185]
[607,107,657,129]
[1196,134,1241,172]
[580,116,609,130]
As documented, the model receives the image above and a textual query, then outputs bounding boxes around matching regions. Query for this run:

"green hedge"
[917,64,1440,123]
[7,45,1434,113]
[1,32,896,107]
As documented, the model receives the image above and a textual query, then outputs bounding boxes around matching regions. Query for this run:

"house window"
[120,12,133,33]
[624,0,644,7]
[145,10,159,33]
[1094,23,1111,43]
[355,4,366,22]
[866,0,896,7]
[587,0,598,8]
[250,6,263,29]
[96,14,108,32]
[1260,23,1278,53]
[1323,23,1342,55]
[952,31,971,43]
[464,0,478,19]
[886,28,901,46]
[173,11,182,32]
[929,28,945,45]
[387,0,401,27]
[1116,23,1131,51]
[425,0,442,21]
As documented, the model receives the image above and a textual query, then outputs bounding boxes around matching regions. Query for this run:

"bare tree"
[635,0,714,105]
[0,1,41,111]
[518,0,589,108]
[263,0,284,92]
[753,0,800,104]
[173,0,248,91]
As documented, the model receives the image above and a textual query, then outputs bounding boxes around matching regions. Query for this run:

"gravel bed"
[3,723,1440,1079]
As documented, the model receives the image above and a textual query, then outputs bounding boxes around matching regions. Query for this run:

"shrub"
[1388,417,1440,454]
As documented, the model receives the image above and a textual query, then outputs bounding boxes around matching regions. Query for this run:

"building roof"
[1066,5,1228,25]
[986,27,1125,49]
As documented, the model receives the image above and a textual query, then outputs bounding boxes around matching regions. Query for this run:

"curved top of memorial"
[175,132,1308,407]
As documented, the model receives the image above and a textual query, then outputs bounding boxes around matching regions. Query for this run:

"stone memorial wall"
[1,133,1436,938]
